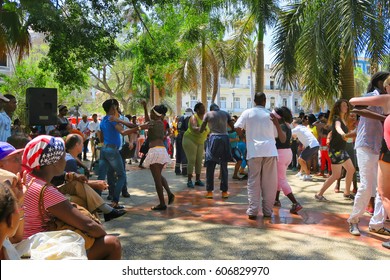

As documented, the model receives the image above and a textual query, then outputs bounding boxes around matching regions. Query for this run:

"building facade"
[181,64,304,116]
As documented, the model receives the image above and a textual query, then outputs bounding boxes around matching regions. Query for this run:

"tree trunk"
[201,37,207,108]
[154,84,160,105]
[211,68,219,103]
[255,24,264,93]
[176,90,182,116]
[340,54,355,101]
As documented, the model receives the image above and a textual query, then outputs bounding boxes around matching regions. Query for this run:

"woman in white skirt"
[139,100,175,210]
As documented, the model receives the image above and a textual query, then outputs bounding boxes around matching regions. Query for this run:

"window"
[220,97,226,109]
[270,81,275,90]
[283,98,287,107]
[247,76,251,86]
[235,76,240,86]
[233,97,240,109]
[0,53,7,67]
[247,98,252,109]
[190,96,197,109]
[270,97,275,109]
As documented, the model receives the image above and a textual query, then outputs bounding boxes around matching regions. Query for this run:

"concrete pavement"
[95,161,390,260]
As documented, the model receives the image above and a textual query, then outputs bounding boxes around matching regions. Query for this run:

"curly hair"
[327,99,350,126]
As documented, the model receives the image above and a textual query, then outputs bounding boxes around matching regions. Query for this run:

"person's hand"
[73,173,88,183]
[11,171,29,205]
[270,113,279,125]
[90,180,108,191]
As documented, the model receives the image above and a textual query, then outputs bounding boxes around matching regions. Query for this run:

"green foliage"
[0,43,91,125]
[19,0,123,91]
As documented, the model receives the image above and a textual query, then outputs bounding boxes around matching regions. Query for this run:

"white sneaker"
[302,175,312,181]
[349,223,361,236]
[295,172,302,177]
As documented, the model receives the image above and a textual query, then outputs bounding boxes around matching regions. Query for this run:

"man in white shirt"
[234,92,280,220]
[291,118,320,181]
[89,113,100,162]
[77,115,91,161]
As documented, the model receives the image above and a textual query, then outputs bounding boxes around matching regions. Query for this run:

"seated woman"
[0,174,24,260]
[51,133,126,222]
[22,135,122,259]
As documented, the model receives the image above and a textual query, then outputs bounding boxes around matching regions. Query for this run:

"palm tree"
[0,0,30,64]
[271,0,389,106]
[227,0,279,93]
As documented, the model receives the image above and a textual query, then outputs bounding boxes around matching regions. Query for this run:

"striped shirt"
[23,173,67,239]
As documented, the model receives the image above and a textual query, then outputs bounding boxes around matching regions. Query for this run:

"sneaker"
[314,194,328,202]
[222,191,229,199]
[382,240,390,249]
[349,223,361,236]
[368,227,390,236]
[194,180,205,186]
[274,200,281,207]
[302,175,312,181]
[290,203,303,214]
[104,209,126,222]
[187,181,194,188]
[205,191,213,199]
[295,172,302,177]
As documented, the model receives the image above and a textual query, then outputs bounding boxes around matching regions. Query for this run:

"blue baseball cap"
[0,142,23,161]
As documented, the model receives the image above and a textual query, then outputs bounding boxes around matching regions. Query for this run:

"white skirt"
[144,146,172,168]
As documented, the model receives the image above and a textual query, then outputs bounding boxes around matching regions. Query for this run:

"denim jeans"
[98,146,126,203]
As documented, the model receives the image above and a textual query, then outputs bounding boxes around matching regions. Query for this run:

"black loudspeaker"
[26,88,58,125]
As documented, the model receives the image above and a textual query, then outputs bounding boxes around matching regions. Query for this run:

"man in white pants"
[348,71,390,236]
[235,92,281,219]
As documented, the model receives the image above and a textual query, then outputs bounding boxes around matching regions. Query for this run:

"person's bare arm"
[351,108,387,122]
[199,118,208,133]
[350,95,389,107]
[109,116,137,128]
[270,113,286,143]
[141,100,150,123]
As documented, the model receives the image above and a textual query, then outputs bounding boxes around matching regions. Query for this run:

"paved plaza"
[96,161,390,260]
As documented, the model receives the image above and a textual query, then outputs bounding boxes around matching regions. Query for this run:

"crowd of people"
[1,71,390,259]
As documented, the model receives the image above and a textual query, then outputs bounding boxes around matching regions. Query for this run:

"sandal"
[151,205,167,211]
[232,176,241,180]
[168,194,175,205]
[334,188,341,193]
[343,194,355,200]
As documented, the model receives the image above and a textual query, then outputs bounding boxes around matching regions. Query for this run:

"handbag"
[39,184,100,250]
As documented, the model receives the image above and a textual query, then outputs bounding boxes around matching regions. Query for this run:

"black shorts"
[300,146,319,161]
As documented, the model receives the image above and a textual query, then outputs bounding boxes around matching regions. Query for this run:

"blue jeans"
[98,146,126,203]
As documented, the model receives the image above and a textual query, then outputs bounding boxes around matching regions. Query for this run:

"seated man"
[51,134,127,221]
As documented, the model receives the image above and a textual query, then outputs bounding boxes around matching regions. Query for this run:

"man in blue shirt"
[97,99,136,209]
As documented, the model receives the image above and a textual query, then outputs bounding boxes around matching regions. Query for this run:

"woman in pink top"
[22,135,122,259]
